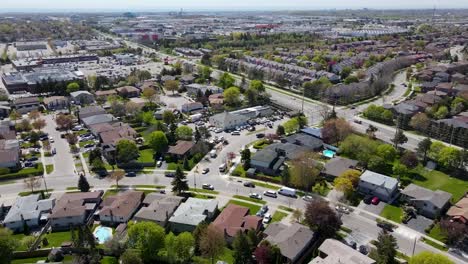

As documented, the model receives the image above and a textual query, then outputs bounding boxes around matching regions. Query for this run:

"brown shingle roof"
[99,191,144,219]
[211,204,262,237]
[50,191,103,219]
[167,140,195,156]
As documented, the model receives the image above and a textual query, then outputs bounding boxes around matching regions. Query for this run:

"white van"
[278,187,297,197]
[219,163,227,172]
[210,150,217,158]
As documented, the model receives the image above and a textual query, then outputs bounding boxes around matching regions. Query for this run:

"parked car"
[302,195,313,202]
[231,131,240,136]
[249,193,262,200]
[165,172,175,177]
[359,245,369,255]
[126,171,136,177]
[84,144,95,148]
[263,190,277,198]
[256,133,265,138]
[27,157,39,162]
[202,168,210,174]
[156,161,163,167]
[24,162,35,168]
[49,137,54,143]
[371,197,380,205]
[243,181,255,188]
[335,205,351,214]
[377,221,394,232]
[263,213,272,224]
[363,195,373,204]
[202,184,214,190]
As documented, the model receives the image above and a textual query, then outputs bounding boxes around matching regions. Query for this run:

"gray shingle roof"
[401,184,452,208]
[265,222,315,262]
[360,170,398,190]
[169,198,218,227]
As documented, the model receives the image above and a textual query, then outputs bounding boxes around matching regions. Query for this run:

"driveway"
[405,215,434,233]
[358,200,386,216]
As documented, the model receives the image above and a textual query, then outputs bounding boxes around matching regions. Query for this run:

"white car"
[249,193,262,200]
[263,213,272,224]
[263,190,277,198]
[49,137,54,143]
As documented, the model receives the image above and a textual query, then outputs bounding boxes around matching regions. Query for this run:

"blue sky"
[1,0,466,11]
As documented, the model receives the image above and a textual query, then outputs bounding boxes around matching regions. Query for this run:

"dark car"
[363,195,373,204]
[27,157,39,162]
[243,181,255,188]
[256,133,265,138]
[24,162,35,168]
[165,172,175,177]
[96,170,108,178]
[359,245,369,255]
[126,171,136,177]
[84,144,95,148]
[377,222,394,232]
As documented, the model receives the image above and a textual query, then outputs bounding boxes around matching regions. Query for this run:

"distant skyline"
[1,0,467,12]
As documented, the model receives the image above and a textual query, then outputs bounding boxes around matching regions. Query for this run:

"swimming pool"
[322,149,336,158]
[93,226,113,244]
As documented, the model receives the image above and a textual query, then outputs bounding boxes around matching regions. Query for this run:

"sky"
[1,0,466,11]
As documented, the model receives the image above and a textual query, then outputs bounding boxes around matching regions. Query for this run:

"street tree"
[322,118,353,144]
[23,176,41,193]
[148,131,168,155]
[55,114,73,131]
[289,152,322,191]
[417,138,432,163]
[78,174,90,192]
[223,87,241,106]
[200,227,225,264]
[32,119,46,131]
[28,110,41,120]
[232,231,253,264]
[369,231,398,264]
[218,72,235,89]
[116,139,139,164]
[276,125,285,136]
[392,129,408,150]
[410,113,430,132]
[65,133,78,145]
[109,170,125,189]
[127,221,166,263]
[172,166,189,195]
[304,200,342,239]
[165,80,179,94]
[249,80,265,92]
[176,125,193,140]
[409,251,453,264]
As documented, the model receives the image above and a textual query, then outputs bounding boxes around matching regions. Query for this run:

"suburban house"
[185,83,223,97]
[310,239,375,264]
[447,194,468,224]
[3,194,55,233]
[357,170,399,202]
[98,191,144,225]
[78,106,107,120]
[209,112,249,130]
[81,114,116,127]
[263,222,316,264]
[283,133,324,151]
[181,102,204,113]
[322,157,359,180]
[116,86,141,98]
[43,96,69,110]
[70,91,95,105]
[49,191,103,230]
[169,198,218,233]
[400,184,452,219]
[211,204,263,243]
[95,89,117,100]
[133,193,184,227]
[0,139,20,168]
[167,140,195,159]
[13,97,40,114]
[0,101,11,118]
[89,122,138,160]
[208,93,224,108]
[250,148,286,175]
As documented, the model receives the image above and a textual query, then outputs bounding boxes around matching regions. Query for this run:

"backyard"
[271,211,288,223]
[44,231,72,247]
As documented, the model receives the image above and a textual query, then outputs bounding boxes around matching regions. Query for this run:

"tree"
[127,221,166,263]
[276,125,285,136]
[28,110,40,120]
[17,119,32,132]
[289,152,322,191]
[417,138,432,162]
[297,115,308,129]
[23,176,41,193]
[121,249,143,264]
[56,114,73,131]
[400,151,419,168]
[410,113,430,132]
[232,231,253,264]
[142,87,157,105]
[66,82,80,94]
[322,118,353,144]
[282,118,299,135]
[254,241,281,264]
[369,231,398,264]
[65,133,78,145]
[392,163,409,177]
[281,165,290,185]
[125,101,140,117]
[110,100,126,117]
[434,106,449,120]
[116,139,139,164]
[141,111,155,125]
[162,110,176,125]
[200,227,225,264]
[165,232,195,264]
[218,72,235,89]
[172,166,189,195]
[291,208,303,223]
[366,124,378,139]
[200,66,212,81]
[193,221,209,255]
[78,174,90,192]
[109,170,125,188]
[376,144,397,161]
[165,80,179,94]
[409,251,453,264]
[392,129,408,149]
[9,110,21,125]
[334,169,361,197]
[438,147,463,169]
[176,125,193,140]
[32,119,46,131]
[0,227,18,264]
[148,131,168,155]
[223,86,241,106]
[440,219,467,247]
[304,200,342,239]
[249,80,265,93]
[428,141,445,162]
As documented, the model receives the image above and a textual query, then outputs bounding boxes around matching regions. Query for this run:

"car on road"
[84,144,95,148]
[256,133,265,138]
[243,181,255,188]
[263,213,272,224]
[165,172,175,177]
[231,131,240,136]
[363,195,373,204]
[335,205,351,214]
[202,184,214,190]
[353,119,362,124]
[302,195,313,202]
[156,161,163,167]
[202,168,210,174]
[249,193,262,200]
[126,171,136,177]
[377,221,394,232]
[359,245,369,255]
[214,128,223,133]
[371,197,380,205]
[263,190,277,198]
[49,137,54,143]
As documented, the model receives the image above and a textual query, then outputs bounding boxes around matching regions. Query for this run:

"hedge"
[0,164,44,181]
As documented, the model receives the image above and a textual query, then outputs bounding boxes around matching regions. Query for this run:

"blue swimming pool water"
[323,149,336,158]
[93,226,113,244]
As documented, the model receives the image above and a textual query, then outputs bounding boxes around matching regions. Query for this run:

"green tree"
[376,144,397,161]
[0,227,18,264]
[218,72,235,89]
[121,249,143,264]
[176,125,193,140]
[232,231,253,264]
[127,221,166,263]
[165,232,195,264]
[297,115,308,129]
[344,75,359,84]
[78,174,90,192]
[249,80,265,92]
[165,80,179,94]
[290,152,322,191]
[438,147,463,169]
[172,167,189,195]
[162,110,176,125]
[334,169,361,197]
[282,118,299,134]
[200,66,212,81]
[223,86,241,106]
[417,138,432,163]
[392,129,408,149]
[141,111,155,125]
[193,221,208,255]
[392,163,409,177]
[276,125,285,136]
[369,231,398,264]
[340,66,352,79]
[200,227,225,264]
[66,82,80,94]
[428,141,445,162]
[433,106,449,120]
[116,139,139,164]
[339,135,380,164]
[148,131,168,155]
[409,251,453,264]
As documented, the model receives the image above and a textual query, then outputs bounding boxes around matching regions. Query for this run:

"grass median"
[232,195,267,205]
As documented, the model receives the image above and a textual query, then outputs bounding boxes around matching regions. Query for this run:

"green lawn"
[380,204,403,223]
[408,166,468,201]
[18,189,53,197]
[231,164,246,177]
[193,247,234,264]
[272,211,288,223]
[12,257,47,264]
[251,181,280,190]
[101,256,118,264]
[228,200,261,215]
[427,223,447,243]
[44,231,72,247]
[79,140,95,147]
[137,149,155,164]
[133,184,165,189]
[278,205,294,212]
[232,195,267,205]
[45,164,54,174]
[422,237,448,251]
[11,233,29,251]
[190,188,219,195]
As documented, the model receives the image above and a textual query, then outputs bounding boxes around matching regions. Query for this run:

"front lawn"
[101,256,118,264]
[228,200,261,215]
[272,211,288,223]
[232,195,267,205]
[231,164,246,177]
[427,223,447,243]
[44,231,72,247]
[190,188,219,195]
[79,140,95,147]
[380,204,403,223]
[137,149,155,164]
